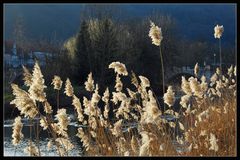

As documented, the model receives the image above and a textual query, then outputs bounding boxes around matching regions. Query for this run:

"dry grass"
[8,22,236,157]
[182,83,236,156]
[9,61,236,157]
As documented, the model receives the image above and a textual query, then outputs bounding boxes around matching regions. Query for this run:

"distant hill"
[3,4,236,47]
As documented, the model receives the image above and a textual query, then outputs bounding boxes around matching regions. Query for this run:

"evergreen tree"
[93,18,119,87]
[74,20,93,83]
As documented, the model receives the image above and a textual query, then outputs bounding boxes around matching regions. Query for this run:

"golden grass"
[8,22,236,156]
[9,61,236,157]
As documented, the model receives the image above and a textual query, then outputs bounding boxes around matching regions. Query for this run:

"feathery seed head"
[216,67,221,75]
[163,86,175,107]
[180,94,191,109]
[189,77,203,98]
[214,25,224,39]
[115,74,123,92]
[109,61,128,76]
[11,84,38,118]
[44,101,53,114]
[40,117,48,130]
[22,65,32,87]
[72,95,84,122]
[55,108,69,131]
[51,75,63,90]
[64,78,74,97]
[194,63,199,77]
[12,116,24,146]
[131,71,139,88]
[181,76,192,95]
[227,65,233,77]
[139,75,150,88]
[149,21,163,46]
[28,61,46,102]
[102,87,110,104]
[91,84,101,105]
[85,72,95,92]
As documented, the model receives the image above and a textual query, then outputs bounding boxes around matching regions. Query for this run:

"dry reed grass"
[8,22,236,157]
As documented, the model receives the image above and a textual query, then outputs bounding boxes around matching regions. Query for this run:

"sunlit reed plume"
[51,75,63,90]
[10,84,38,118]
[163,86,175,107]
[214,25,224,39]
[84,72,95,92]
[109,61,128,76]
[148,21,163,46]
[28,62,46,102]
[64,78,74,97]
[22,65,33,87]
[12,116,24,146]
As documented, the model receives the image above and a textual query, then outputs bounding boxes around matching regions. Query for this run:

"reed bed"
[8,22,236,157]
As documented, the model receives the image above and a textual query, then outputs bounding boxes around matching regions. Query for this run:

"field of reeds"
[7,22,236,157]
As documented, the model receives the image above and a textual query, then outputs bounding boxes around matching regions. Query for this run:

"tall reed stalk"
[29,118,33,156]
[57,90,59,110]
[36,103,41,156]
[219,38,222,74]
[159,46,165,114]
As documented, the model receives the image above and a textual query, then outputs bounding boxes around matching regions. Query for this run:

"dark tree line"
[62,11,184,93]
[61,8,236,94]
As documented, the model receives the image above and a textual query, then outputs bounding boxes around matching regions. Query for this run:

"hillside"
[3,4,236,46]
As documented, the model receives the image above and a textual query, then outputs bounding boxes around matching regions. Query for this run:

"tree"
[74,20,93,83]
[93,18,119,87]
